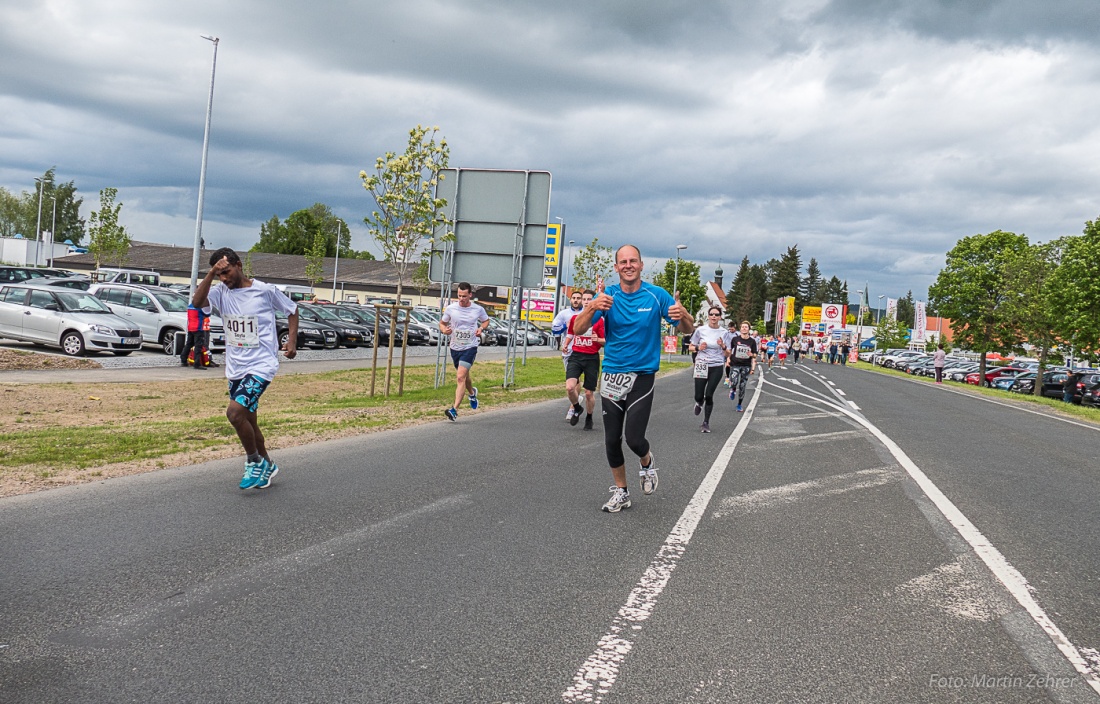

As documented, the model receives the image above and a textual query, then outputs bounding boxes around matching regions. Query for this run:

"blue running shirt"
[592,282,677,374]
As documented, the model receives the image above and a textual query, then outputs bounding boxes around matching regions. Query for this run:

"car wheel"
[278,331,290,348]
[61,331,87,357]
[112,350,133,356]
[161,329,181,355]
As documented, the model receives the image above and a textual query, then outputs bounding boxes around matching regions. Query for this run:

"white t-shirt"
[553,306,583,356]
[442,301,488,351]
[690,325,730,367]
[207,279,297,382]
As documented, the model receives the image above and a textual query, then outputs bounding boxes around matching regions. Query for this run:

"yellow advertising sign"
[544,223,561,267]
[801,306,822,324]
[785,296,796,322]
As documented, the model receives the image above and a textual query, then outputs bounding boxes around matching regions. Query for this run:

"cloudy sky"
[3,0,1099,304]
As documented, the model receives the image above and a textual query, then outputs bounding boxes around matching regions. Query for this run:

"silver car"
[0,282,143,356]
[89,283,225,354]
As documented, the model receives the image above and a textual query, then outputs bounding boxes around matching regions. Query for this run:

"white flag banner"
[764,301,773,322]
[914,301,927,342]
[886,298,898,321]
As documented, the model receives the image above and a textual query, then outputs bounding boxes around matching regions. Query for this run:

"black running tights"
[693,365,724,422]
[601,372,656,468]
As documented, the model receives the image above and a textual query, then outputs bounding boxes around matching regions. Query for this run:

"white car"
[0,282,144,356]
[879,349,925,368]
[89,283,225,354]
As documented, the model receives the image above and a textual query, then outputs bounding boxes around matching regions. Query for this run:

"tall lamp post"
[855,289,865,360]
[876,295,885,324]
[189,34,219,297]
[33,177,45,267]
[47,196,57,267]
[331,218,343,302]
[669,244,687,359]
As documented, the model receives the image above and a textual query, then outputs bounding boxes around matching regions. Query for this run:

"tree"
[304,227,327,294]
[819,276,846,305]
[801,257,822,304]
[1049,217,1100,357]
[360,124,450,308]
[769,245,802,299]
[652,257,707,321]
[1001,240,1063,393]
[896,290,915,328]
[571,238,614,291]
[251,203,351,257]
[412,251,432,299]
[86,188,131,270]
[873,314,910,350]
[928,230,1030,379]
[0,168,85,245]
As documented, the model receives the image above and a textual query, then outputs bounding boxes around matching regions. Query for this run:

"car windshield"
[410,310,439,324]
[305,304,343,322]
[55,290,113,313]
[152,290,190,312]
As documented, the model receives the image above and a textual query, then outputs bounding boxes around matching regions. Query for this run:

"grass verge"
[850,361,1100,424]
[1,357,689,496]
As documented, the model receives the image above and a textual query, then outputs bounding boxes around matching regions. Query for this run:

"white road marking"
[713,467,897,517]
[763,378,1100,694]
[561,374,766,703]
[849,401,860,410]
[755,412,831,421]
[762,429,865,445]
[835,389,846,396]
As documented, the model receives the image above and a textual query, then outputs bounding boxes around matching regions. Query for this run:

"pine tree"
[801,257,822,303]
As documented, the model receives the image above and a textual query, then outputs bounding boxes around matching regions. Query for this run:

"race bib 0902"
[600,372,638,401]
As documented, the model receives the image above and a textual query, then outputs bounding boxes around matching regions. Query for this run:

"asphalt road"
[2,362,1100,703]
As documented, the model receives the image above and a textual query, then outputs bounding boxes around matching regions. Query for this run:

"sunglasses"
[708,313,722,317]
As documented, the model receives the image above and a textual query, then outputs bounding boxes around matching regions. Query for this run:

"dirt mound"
[0,348,101,371]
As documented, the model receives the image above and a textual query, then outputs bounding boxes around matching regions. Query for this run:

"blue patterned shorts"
[228,374,271,413]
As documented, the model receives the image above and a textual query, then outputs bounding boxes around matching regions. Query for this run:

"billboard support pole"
[503,171,532,388]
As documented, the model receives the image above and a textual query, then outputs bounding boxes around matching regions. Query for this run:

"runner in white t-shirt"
[193,248,299,491]
[688,306,731,432]
[439,281,491,422]
[552,290,584,421]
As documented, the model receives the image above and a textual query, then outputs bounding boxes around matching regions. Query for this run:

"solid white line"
[763,378,1100,694]
[561,373,765,703]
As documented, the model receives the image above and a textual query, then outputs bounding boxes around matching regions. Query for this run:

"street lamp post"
[331,218,343,302]
[33,178,44,267]
[855,289,865,361]
[189,35,219,297]
[48,196,57,267]
[669,244,687,360]
[877,295,885,324]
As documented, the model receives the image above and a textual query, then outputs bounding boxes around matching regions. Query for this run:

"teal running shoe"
[256,458,279,489]
[239,461,264,490]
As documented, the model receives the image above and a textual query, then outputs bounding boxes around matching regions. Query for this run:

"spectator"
[1063,371,1079,403]
[933,343,946,383]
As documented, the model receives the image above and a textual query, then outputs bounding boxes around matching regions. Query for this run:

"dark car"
[297,303,373,348]
[1041,371,1100,403]
[274,310,338,349]
[345,306,429,346]
[0,266,58,284]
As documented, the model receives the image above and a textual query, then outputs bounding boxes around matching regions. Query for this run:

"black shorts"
[566,353,600,391]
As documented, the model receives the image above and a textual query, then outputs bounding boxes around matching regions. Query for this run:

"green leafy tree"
[1049,218,1100,357]
[412,251,432,299]
[928,229,1030,378]
[0,169,85,245]
[819,276,846,306]
[360,124,450,308]
[874,314,910,350]
[252,203,349,257]
[652,257,706,321]
[1001,240,1063,392]
[571,238,614,291]
[87,188,131,270]
[304,227,327,293]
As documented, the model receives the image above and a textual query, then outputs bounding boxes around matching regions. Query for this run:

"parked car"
[879,350,925,369]
[297,303,372,348]
[40,277,92,291]
[0,266,58,284]
[91,267,160,286]
[89,283,225,354]
[274,309,339,349]
[0,282,143,356]
[966,366,1018,387]
[896,355,932,373]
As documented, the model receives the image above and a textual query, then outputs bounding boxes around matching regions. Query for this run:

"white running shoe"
[602,486,631,513]
[640,454,659,495]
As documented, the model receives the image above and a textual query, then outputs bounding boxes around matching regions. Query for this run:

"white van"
[273,284,315,302]
[93,268,161,286]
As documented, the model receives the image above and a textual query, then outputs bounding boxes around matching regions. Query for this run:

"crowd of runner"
[192,244,852,514]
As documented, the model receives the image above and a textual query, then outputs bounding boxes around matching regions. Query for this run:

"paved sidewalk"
[0,348,561,385]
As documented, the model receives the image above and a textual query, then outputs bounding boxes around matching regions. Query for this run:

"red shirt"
[567,317,604,355]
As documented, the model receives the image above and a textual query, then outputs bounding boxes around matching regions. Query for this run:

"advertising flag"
[764,301,773,322]
[914,301,927,343]
[775,298,786,326]
[784,296,796,322]
[886,298,898,321]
